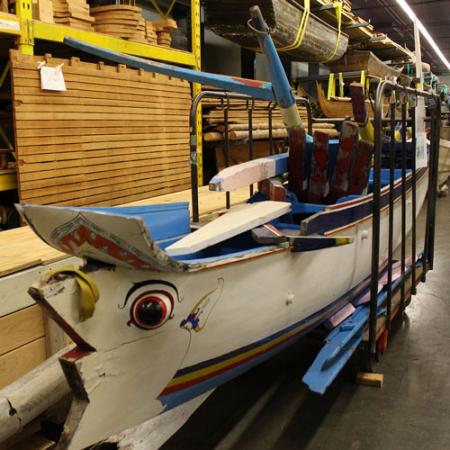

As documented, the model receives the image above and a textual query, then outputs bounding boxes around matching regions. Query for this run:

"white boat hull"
[23,170,428,449]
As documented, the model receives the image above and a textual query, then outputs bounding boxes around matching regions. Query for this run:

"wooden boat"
[328,50,402,79]
[316,82,389,119]
[18,8,428,448]
[19,164,429,449]
[203,0,349,62]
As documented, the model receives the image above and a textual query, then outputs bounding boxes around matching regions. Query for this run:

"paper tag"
[416,133,428,169]
[0,19,20,32]
[40,65,66,91]
[415,97,427,169]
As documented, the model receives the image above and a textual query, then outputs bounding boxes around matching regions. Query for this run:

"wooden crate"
[10,50,192,207]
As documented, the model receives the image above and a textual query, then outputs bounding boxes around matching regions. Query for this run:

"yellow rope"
[45,268,100,322]
[149,0,177,18]
[321,1,343,63]
[277,0,310,52]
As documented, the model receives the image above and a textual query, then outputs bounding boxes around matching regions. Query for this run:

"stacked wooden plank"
[10,50,192,207]
[146,21,158,45]
[91,5,142,39]
[202,94,309,141]
[52,0,94,31]
[152,19,177,48]
[0,304,46,389]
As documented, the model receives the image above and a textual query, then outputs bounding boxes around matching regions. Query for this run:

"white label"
[415,97,427,169]
[416,133,428,169]
[0,19,20,32]
[40,65,66,91]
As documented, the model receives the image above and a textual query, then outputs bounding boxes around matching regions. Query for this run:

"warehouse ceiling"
[351,0,450,74]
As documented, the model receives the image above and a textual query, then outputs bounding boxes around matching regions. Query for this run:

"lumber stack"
[10,51,192,206]
[152,18,177,48]
[91,5,142,40]
[145,21,158,45]
[90,5,173,46]
[33,0,54,23]
[201,93,310,143]
[205,122,338,143]
[52,0,94,31]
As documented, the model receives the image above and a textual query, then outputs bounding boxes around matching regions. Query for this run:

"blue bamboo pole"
[248,5,304,130]
[63,37,275,102]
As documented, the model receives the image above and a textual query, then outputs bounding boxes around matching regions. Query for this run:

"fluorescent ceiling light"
[396,0,450,71]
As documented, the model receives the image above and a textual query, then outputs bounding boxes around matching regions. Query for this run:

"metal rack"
[0,0,203,192]
[189,91,312,222]
[368,80,441,365]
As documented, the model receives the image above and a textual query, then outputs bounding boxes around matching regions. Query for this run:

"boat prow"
[17,203,192,273]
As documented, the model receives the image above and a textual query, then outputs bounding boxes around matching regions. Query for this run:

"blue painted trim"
[302,260,423,394]
[303,168,427,235]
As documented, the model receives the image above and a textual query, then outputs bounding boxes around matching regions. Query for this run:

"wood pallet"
[10,50,192,207]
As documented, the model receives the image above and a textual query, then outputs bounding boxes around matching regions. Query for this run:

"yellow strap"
[327,73,335,100]
[277,0,310,52]
[338,72,344,97]
[322,1,343,63]
[365,77,370,94]
[45,268,100,322]
[149,0,176,18]
[360,70,366,88]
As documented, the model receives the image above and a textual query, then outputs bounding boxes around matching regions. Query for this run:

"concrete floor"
[163,194,450,450]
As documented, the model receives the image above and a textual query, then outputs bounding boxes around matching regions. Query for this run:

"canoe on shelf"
[203,0,349,63]
[328,50,402,79]
[316,82,389,119]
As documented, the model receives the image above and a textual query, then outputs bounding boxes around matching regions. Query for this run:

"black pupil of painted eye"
[137,300,164,327]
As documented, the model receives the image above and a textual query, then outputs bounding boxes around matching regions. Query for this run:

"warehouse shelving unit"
[0,0,203,196]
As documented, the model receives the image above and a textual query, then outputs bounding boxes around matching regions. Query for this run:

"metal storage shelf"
[0,0,204,191]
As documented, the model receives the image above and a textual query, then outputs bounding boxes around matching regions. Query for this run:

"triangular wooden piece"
[308,131,329,204]
[288,127,307,201]
[348,139,373,195]
[328,121,358,202]
[350,82,374,144]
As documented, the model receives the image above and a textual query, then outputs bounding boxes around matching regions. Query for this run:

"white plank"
[166,201,291,256]
[209,153,287,192]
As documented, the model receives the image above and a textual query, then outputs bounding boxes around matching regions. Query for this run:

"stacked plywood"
[10,50,192,206]
[52,0,94,31]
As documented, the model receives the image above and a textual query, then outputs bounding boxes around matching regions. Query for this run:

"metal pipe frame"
[189,91,312,222]
[400,95,407,313]
[369,80,440,364]
[386,98,396,332]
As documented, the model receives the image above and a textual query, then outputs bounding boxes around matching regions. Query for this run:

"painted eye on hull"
[129,290,174,330]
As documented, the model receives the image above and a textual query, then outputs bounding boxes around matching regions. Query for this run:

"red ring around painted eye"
[129,290,174,330]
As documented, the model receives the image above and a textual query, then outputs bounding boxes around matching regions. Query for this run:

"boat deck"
[0,185,251,277]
